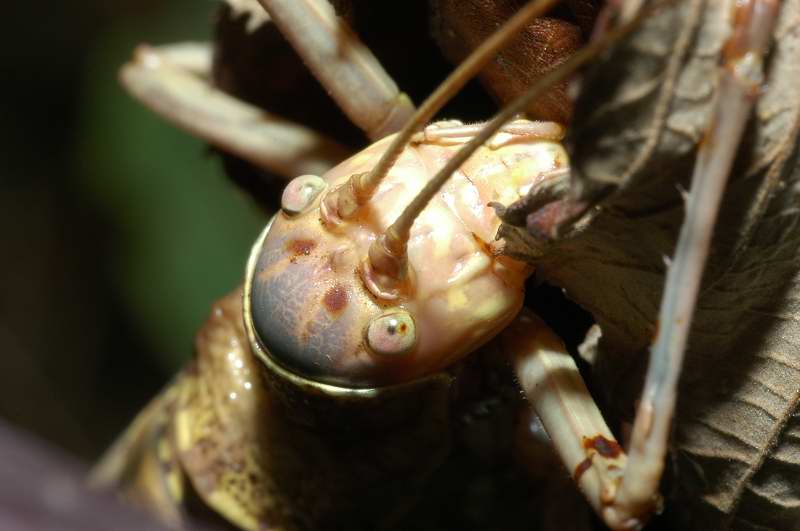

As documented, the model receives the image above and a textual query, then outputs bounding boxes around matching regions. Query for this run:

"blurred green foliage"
[78,1,264,372]
[0,0,266,456]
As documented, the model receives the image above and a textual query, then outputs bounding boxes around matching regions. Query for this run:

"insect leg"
[89,375,187,527]
[609,1,779,527]
[502,310,640,529]
[120,42,350,180]
[255,0,415,140]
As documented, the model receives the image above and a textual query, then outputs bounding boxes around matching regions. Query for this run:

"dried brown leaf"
[504,0,800,528]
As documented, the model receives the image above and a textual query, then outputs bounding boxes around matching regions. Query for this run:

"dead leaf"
[503,0,800,528]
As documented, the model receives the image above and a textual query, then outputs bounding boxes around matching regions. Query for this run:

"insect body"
[93,119,572,530]
[93,1,742,529]
[249,121,566,387]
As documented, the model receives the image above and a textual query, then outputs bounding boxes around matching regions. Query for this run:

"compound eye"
[281,174,327,216]
[365,309,416,357]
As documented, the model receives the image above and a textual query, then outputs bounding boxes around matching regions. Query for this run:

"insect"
[91,0,781,529]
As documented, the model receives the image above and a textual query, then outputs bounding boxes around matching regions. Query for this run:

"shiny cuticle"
[281,174,327,216]
[365,309,416,357]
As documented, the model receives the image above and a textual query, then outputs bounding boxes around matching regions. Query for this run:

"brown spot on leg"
[583,435,623,459]
[287,239,316,257]
[573,456,592,482]
[323,284,348,314]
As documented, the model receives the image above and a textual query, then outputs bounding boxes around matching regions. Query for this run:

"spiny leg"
[507,3,779,529]
[503,310,631,523]
[608,1,779,528]
[120,42,350,180]
[255,0,415,140]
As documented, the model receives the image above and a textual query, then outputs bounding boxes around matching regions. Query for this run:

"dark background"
[1,0,263,460]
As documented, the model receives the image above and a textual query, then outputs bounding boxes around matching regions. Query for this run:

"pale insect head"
[247,125,565,388]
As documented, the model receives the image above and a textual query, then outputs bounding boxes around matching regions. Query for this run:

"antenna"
[325,0,561,220]
[363,0,663,296]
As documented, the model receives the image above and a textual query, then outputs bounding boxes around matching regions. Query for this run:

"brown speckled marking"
[323,284,348,314]
[583,435,622,459]
[287,239,316,257]
[573,456,592,482]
